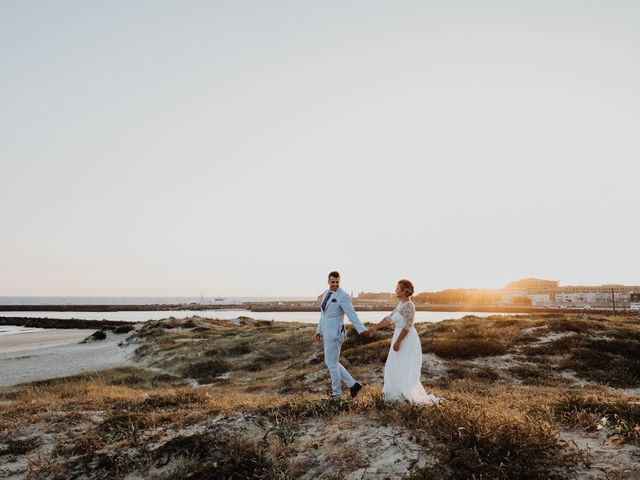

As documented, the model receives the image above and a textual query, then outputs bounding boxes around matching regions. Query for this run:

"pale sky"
[1,1,639,297]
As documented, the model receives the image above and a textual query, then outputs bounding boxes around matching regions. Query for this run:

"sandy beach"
[0,329,137,387]
[0,329,91,353]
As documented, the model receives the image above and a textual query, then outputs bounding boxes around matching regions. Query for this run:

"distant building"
[501,278,558,305]
[505,278,559,293]
[501,278,640,308]
[631,293,640,312]
[527,294,552,306]
[355,292,396,303]
[555,286,636,307]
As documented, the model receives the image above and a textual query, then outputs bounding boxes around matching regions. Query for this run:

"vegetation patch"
[394,401,568,480]
[153,430,287,479]
[100,412,152,443]
[0,437,42,456]
[54,431,105,457]
[446,363,500,382]
[562,348,640,388]
[260,396,358,423]
[419,318,515,359]
[82,330,107,342]
[552,392,640,445]
[143,389,209,408]
[342,340,389,363]
[182,359,230,383]
[547,317,608,334]
[522,334,586,357]
[426,338,508,359]
[507,364,559,386]
[114,324,135,334]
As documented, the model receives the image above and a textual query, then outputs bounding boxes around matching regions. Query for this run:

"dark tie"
[321,291,333,311]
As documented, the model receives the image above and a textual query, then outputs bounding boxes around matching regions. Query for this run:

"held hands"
[316,328,374,340]
[361,328,373,338]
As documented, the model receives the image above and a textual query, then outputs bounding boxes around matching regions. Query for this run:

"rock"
[82,330,107,343]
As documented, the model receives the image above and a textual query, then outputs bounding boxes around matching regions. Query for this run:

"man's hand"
[393,341,401,352]
[315,333,323,342]
[361,328,372,338]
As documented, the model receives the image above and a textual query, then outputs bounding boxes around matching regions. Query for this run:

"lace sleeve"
[399,302,415,331]
[385,305,398,323]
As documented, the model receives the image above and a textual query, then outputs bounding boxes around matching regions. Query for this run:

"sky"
[1,1,639,297]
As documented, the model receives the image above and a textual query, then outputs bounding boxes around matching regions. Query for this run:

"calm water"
[0,309,510,327]
[0,296,313,306]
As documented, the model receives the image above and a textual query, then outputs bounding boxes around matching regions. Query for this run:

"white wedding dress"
[383,300,441,404]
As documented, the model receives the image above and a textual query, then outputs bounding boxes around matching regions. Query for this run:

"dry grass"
[182,358,231,383]
[152,428,290,480]
[396,398,566,479]
[507,364,561,386]
[0,437,42,455]
[552,391,640,445]
[446,363,501,382]
[418,315,537,360]
[260,383,579,479]
[2,313,640,479]
[522,328,640,388]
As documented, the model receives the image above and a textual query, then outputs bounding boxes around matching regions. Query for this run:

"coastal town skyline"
[2,277,639,300]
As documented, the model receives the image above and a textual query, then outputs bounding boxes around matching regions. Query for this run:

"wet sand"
[0,329,91,353]
[0,329,137,387]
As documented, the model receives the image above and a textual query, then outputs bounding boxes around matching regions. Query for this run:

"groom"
[315,271,371,398]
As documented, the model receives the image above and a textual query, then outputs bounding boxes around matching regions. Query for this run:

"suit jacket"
[316,287,367,340]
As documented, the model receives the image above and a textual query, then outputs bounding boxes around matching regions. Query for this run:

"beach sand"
[0,329,91,353]
[0,329,137,387]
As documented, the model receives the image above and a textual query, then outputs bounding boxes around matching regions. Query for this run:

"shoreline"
[0,317,137,330]
[0,303,625,314]
[0,304,236,312]
[0,328,91,353]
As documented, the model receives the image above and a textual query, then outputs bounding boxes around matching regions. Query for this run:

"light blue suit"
[316,287,367,396]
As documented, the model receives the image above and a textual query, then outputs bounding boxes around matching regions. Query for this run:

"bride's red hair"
[398,279,414,296]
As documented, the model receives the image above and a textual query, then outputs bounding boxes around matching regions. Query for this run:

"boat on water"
[198,289,224,303]
[199,290,210,305]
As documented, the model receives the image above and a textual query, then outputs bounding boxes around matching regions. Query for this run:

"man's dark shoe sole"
[350,382,363,398]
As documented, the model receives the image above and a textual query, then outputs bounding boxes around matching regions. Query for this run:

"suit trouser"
[323,336,356,396]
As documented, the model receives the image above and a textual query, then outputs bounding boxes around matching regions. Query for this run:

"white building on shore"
[501,278,640,308]
[631,293,640,312]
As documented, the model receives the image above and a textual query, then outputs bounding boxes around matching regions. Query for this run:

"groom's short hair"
[328,271,340,280]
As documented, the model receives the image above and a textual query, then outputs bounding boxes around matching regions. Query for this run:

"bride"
[370,279,441,404]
